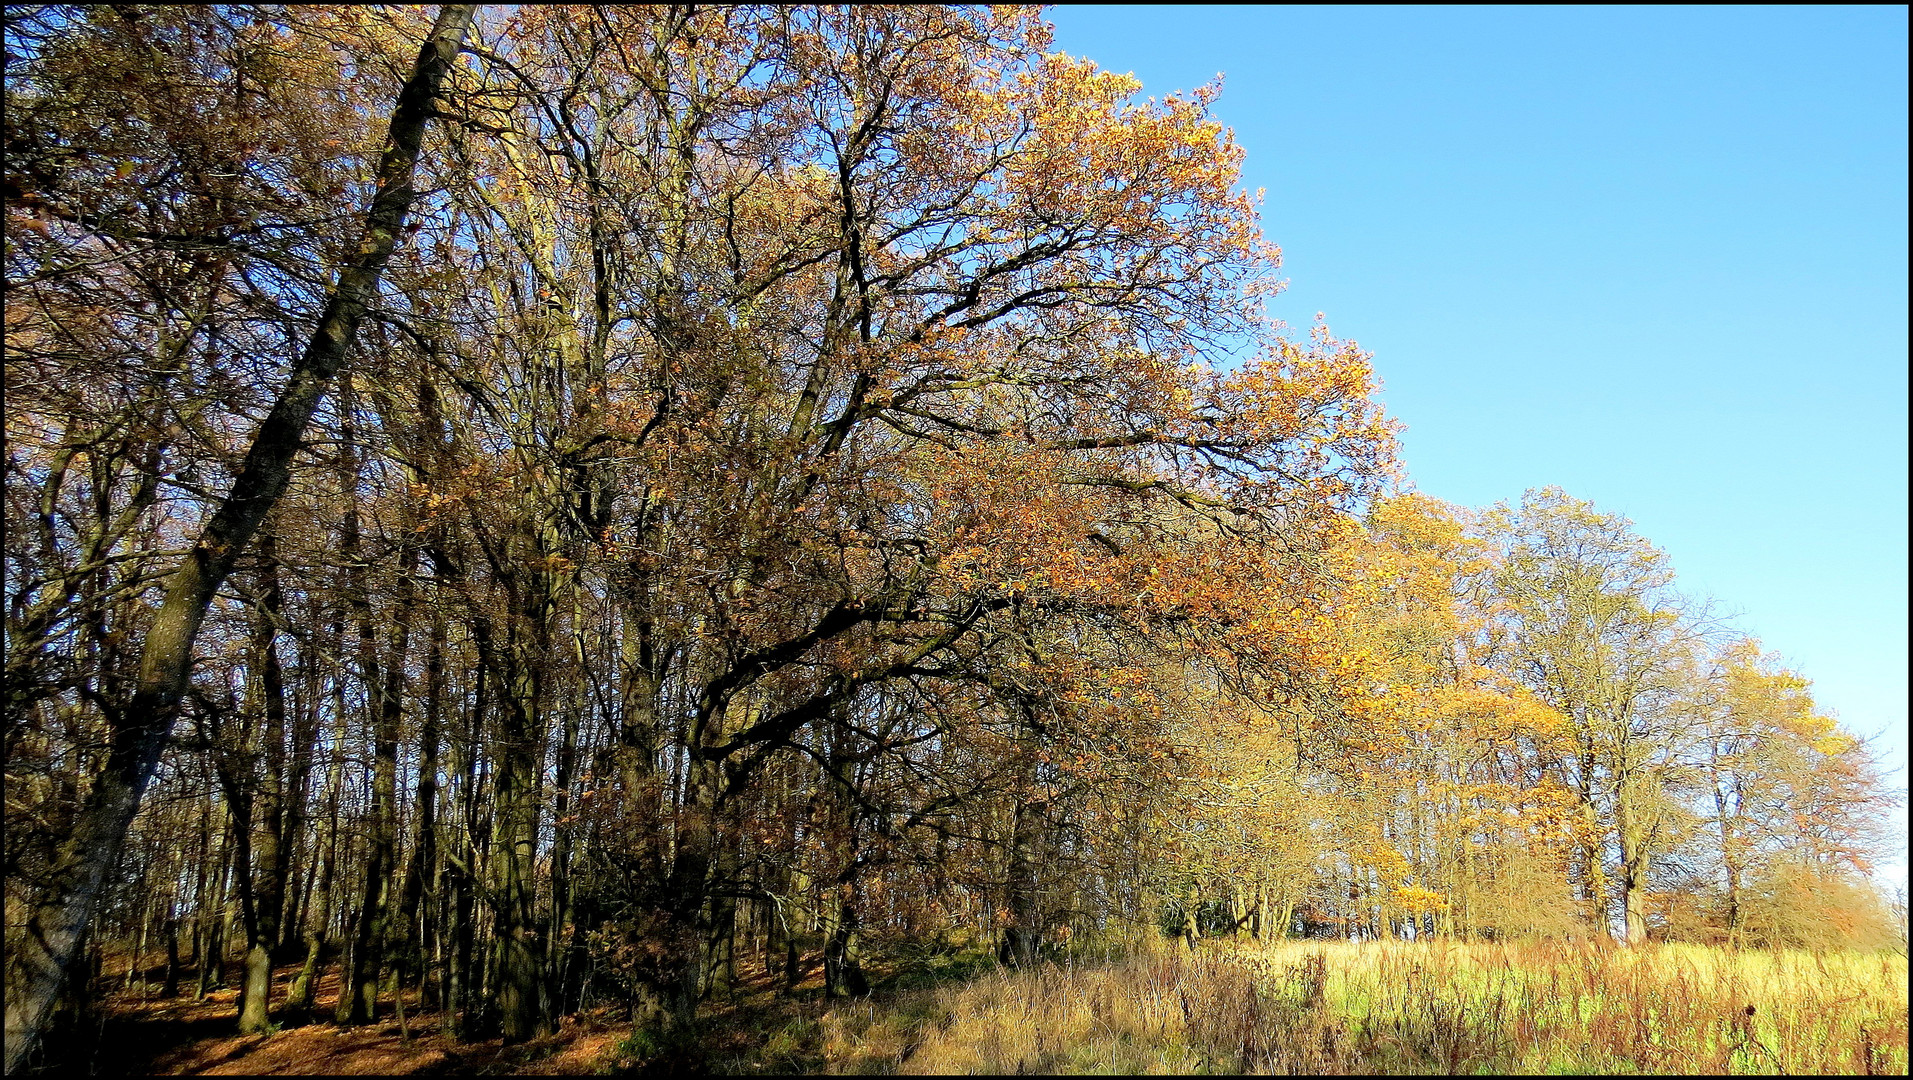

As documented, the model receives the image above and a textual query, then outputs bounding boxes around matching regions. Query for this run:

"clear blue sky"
[1048,5,1909,883]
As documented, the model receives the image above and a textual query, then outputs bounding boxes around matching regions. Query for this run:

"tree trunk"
[1,9,476,1069]
[546,680,580,1018]
[226,780,259,1010]
[821,886,868,998]
[396,606,444,998]
[616,599,662,800]
[125,886,152,995]
[1713,772,1743,947]
[1574,752,1609,936]
[701,694,756,1006]
[285,634,352,1027]
[781,864,807,995]
[337,469,413,1026]
[162,914,182,999]
[196,806,233,1001]
[1180,881,1200,952]
[239,531,291,1033]
[445,859,476,1037]
[277,609,324,957]
[448,615,489,1039]
[490,570,551,1043]
[185,809,211,977]
[999,797,1044,968]
[994,688,1049,967]
[663,691,738,1021]
[1617,786,1650,947]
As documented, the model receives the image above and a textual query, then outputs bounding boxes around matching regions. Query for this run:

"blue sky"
[1048,5,1908,882]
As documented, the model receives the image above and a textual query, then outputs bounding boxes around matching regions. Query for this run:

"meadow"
[768,938,1910,1075]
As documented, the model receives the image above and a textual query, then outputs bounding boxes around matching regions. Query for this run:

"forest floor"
[44,966,622,1076]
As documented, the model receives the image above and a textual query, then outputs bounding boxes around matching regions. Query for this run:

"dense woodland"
[3,5,1900,1070]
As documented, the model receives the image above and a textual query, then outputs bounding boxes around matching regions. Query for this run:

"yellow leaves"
[1392,885,1451,914]
[1811,730,1857,757]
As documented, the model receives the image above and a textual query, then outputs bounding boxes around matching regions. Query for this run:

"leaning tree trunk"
[1,9,476,1071]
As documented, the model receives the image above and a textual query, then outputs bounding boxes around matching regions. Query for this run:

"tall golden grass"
[884,938,1909,1075]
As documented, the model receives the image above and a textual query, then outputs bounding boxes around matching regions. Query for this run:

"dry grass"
[894,938,1909,1075]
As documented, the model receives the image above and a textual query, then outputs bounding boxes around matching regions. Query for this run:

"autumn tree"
[1471,489,1715,945]
[1688,638,1898,945]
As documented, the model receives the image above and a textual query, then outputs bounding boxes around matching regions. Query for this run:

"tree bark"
[545,680,580,1018]
[280,628,327,956]
[448,613,490,1039]
[488,554,555,1042]
[1617,784,1651,947]
[239,531,292,1034]
[196,805,234,1001]
[1180,880,1200,952]
[821,887,868,998]
[396,605,445,999]
[666,712,727,1019]
[999,796,1044,968]
[1712,770,1744,947]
